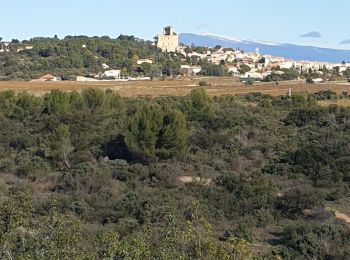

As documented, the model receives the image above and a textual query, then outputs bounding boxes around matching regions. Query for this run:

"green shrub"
[199,80,210,87]
[245,79,254,85]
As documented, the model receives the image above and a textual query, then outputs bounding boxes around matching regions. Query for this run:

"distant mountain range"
[179,33,350,63]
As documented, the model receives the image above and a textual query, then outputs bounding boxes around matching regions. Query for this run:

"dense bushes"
[263,68,299,82]
[0,89,350,258]
[276,222,350,259]
[276,187,325,218]
[309,90,338,100]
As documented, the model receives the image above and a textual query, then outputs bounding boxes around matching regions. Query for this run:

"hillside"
[0,35,161,80]
[1,33,350,82]
[180,33,350,63]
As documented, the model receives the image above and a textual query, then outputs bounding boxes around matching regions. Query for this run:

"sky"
[1,0,350,49]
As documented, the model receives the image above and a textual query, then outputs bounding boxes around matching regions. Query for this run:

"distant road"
[0,78,349,97]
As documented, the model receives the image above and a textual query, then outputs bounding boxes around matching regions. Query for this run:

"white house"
[279,61,294,69]
[339,65,348,73]
[241,72,263,80]
[227,66,240,76]
[76,76,98,82]
[180,65,202,75]
[274,71,285,75]
[312,78,324,83]
[102,63,110,69]
[191,66,202,74]
[137,59,153,65]
[101,70,121,79]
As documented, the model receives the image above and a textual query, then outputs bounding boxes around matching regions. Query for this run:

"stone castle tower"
[155,26,179,52]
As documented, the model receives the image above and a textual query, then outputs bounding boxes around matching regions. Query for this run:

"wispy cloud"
[340,39,350,45]
[196,23,209,30]
[300,31,322,38]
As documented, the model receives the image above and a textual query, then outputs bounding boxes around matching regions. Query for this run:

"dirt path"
[177,176,212,186]
[325,207,350,224]
[334,211,350,223]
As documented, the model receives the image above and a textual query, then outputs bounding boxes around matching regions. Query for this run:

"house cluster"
[184,48,350,81]
[33,68,152,82]
[81,69,150,81]
[186,48,261,65]
[184,46,350,80]
[154,26,350,81]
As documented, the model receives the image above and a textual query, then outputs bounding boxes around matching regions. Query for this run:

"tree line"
[0,35,228,80]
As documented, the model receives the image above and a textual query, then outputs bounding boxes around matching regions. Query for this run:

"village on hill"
[1,26,350,84]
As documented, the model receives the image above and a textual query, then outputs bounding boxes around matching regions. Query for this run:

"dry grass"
[1,77,350,97]
[318,99,350,107]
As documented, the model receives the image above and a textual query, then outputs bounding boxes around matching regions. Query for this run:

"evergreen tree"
[156,108,187,158]
[126,104,163,161]
[125,104,187,161]
[42,90,70,115]
[49,123,74,168]
[182,88,211,121]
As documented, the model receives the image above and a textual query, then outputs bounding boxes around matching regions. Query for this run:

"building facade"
[155,26,179,52]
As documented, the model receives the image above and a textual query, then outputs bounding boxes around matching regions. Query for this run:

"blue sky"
[1,0,350,49]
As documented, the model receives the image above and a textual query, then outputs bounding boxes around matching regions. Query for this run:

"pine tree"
[49,123,74,168]
[156,108,187,158]
[125,104,187,162]
[182,88,211,121]
[126,104,163,161]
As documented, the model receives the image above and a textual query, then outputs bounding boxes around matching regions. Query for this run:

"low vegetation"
[0,88,349,258]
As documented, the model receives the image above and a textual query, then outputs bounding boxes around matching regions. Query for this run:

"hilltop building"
[155,26,179,52]
[0,42,10,53]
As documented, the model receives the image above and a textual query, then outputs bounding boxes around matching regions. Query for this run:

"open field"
[1,77,350,97]
[318,99,350,107]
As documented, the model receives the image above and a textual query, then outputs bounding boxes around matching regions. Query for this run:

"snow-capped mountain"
[179,33,350,63]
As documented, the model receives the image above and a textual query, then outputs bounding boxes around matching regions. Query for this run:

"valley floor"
[1,77,350,98]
